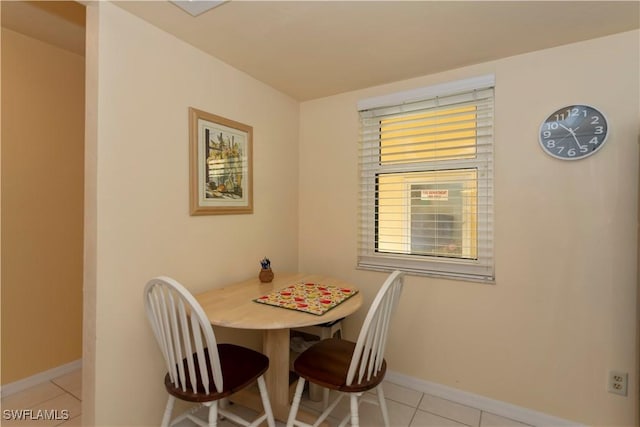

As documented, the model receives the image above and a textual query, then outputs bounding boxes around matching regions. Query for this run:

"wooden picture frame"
[189,107,253,215]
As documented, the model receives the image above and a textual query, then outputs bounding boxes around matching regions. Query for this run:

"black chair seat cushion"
[164,343,269,403]
[293,338,386,393]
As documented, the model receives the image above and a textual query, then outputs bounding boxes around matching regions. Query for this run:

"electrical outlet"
[607,370,628,396]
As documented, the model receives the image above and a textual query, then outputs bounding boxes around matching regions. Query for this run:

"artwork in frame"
[189,107,253,215]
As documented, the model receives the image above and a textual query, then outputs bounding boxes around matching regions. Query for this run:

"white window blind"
[358,78,494,282]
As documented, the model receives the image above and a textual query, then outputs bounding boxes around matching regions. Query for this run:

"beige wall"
[299,30,639,426]
[86,3,299,425]
[86,3,637,425]
[1,28,84,384]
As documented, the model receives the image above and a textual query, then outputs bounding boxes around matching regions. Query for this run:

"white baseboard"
[385,370,584,427]
[0,359,82,398]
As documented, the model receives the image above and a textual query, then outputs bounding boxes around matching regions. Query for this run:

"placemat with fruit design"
[254,282,358,315]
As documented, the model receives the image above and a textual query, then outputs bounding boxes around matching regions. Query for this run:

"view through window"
[377,107,478,260]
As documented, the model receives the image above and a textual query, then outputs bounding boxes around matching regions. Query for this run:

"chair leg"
[207,401,218,427]
[257,375,276,427]
[161,395,175,427]
[349,393,360,427]
[286,377,306,427]
[376,385,390,427]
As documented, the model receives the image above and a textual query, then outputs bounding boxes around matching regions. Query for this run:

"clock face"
[539,105,608,160]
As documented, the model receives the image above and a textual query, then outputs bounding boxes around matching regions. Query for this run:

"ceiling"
[3,1,639,101]
[1,1,85,56]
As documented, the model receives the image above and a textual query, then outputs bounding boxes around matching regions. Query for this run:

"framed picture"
[189,107,253,215]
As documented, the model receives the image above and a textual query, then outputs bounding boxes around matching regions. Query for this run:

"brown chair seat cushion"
[164,343,269,402]
[293,338,386,393]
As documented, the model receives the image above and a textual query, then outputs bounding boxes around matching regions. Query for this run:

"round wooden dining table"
[195,272,363,423]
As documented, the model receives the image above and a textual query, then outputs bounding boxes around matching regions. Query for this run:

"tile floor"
[1,369,82,426]
[0,368,532,427]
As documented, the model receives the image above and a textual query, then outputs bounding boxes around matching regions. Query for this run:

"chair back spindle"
[144,276,223,395]
[346,270,404,386]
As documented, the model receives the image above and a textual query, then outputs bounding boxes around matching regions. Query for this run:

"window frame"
[357,75,495,283]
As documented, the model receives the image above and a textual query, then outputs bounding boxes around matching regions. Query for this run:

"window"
[358,76,494,282]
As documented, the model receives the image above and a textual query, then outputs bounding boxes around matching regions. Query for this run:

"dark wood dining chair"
[286,270,405,427]
[144,276,276,427]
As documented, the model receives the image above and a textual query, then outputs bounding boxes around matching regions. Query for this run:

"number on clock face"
[538,105,608,160]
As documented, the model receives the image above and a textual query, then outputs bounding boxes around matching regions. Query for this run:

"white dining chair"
[144,276,276,427]
[286,270,405,427]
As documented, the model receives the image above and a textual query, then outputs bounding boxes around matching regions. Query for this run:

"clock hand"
[559,123,584,149]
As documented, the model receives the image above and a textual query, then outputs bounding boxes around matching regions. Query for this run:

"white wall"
[86,3,299,425]
[298,31,639,426]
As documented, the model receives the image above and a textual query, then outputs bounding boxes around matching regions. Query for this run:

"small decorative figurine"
[259,257,274,283]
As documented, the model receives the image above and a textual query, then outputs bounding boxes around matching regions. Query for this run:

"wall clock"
[538,105,608,160]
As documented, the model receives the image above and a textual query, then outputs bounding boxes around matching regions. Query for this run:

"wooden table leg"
[263,328,290,420]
